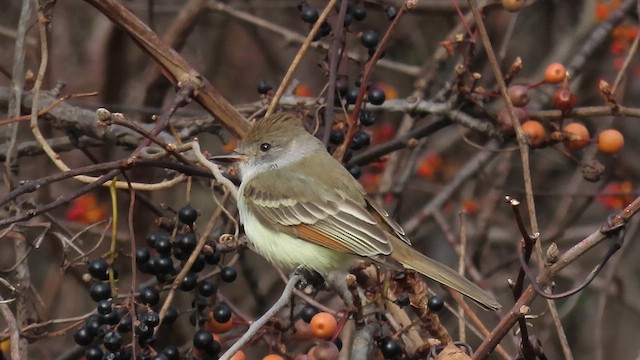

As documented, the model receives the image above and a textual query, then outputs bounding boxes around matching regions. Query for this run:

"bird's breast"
[237,188,356,275]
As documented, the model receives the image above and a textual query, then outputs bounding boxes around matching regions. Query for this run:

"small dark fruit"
[138,286,160,306]
[345,87,360,105]
[257,80,273,95]
[89,282,111,302]
[204,251,221,265]
[193,329,214,350]
[88,258,109,280]
[198,281,217,297]
[359,110,375,126]
[427,295,445,312]
[180,273,198,291]
[103,331,123,351]
[300,6,319,23]
[350,131,371,150]
[213,304,233,323]
[300,305,319,323]
[135,247,150,265]
[163,307,179,325]
[352,5,367,20]
[380,337,402,358]
[329,130,345,145]
[361,30,379,49]
[178,205,198,225]
[220,266,237,282]
[162,345,180,360]
[367,87,386,105]
[74,326,94,346]
[84,346,103,360]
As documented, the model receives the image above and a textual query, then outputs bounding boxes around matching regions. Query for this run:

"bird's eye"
[259,143,271,152]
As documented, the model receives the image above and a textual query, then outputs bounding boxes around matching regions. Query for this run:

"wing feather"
[242,171,392,256]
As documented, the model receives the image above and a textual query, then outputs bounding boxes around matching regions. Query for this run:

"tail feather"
[393,242,500,310]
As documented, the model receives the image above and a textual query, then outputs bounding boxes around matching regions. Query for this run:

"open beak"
[208,152,247,163]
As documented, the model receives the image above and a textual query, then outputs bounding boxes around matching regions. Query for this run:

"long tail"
[392,240,501,310]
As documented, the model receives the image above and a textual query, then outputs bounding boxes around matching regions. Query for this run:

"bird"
[212,113,500,310]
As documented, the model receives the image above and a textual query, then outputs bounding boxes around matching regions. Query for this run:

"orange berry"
[263,355,285,360]
[206,313,234,334]
[502,0,525,12]
[521,120,546,147]
[230,350,247,360]
[544,63,567,84]
[310,312,338,339]
[597,129,624,154]
[563,122,590,150]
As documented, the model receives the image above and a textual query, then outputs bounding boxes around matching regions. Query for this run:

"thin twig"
[219,274,302,360]
[466,0,572,358]
[265,0,338,116]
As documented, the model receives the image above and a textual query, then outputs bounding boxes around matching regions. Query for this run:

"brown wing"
[241,170,392,257]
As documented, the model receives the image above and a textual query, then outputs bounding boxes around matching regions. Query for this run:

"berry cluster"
[77,205,240,359]
[499,63,624,156]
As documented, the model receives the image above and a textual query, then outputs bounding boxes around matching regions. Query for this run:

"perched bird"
[213,113,500,310]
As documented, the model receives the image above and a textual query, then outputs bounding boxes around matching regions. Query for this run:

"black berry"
[85,315,101,336]
[350,131,371,150]
[367,87,386,105]
[330,130,345,145]
[178,205,198,225]
[361,30,379,49]
[89,282,111,302]
[154,236,172,255]
[380,337,402,358]
[220,266,237,282]
[300,305,319,323]
[74,326,94,346]
[103,331,123,351]
[213,304,232,323]
[100,309,120,325]
[163,307,178,325]
[257,80,272,95]
[88,258,109,280]
[143,311,160,328]
[153,255,175,274]
[135,247,150,265]
[335,76,349,96]
[146,232,167,248]
[352,5,367,20]
[320,21,331,37]
[180,273,198,291]
[198,281,217,297]
[176,233,197,254]
[193,329,214,350]
[342,13,353,27]
[97,299,113,314]
[300,6,319,23]
[117,313,133,333]
[427,295,445,312]
[162,345,180,360]
[187,254,206,273]
[204,251,221,265]
[84,346,103,360]
[359,110,375,126]
[138,286,160,306]
[345,87,359,104]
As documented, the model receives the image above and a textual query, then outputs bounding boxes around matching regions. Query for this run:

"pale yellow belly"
[238,203,357,276]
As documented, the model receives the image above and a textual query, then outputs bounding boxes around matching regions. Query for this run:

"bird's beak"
[208,151,247,163]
